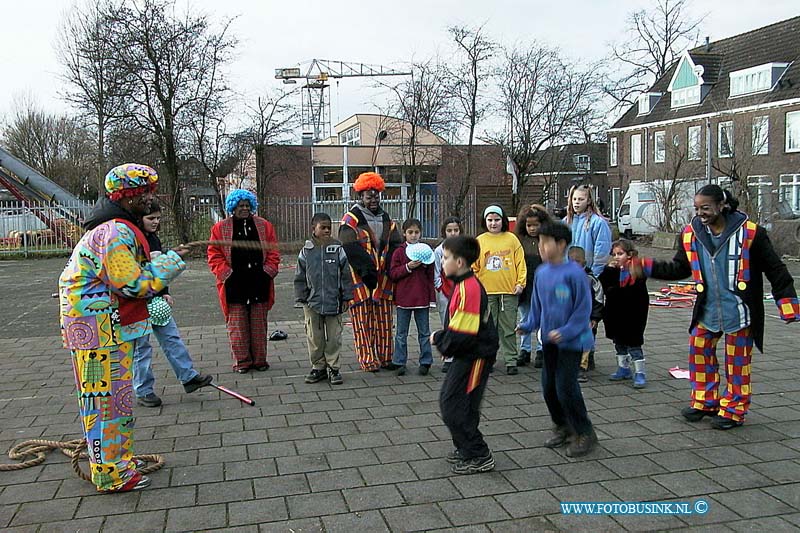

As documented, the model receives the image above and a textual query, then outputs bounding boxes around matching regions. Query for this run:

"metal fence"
[0,200,88,257]
[0,193,477,257]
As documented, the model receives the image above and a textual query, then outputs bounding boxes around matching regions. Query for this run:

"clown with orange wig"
[339,172,403,371]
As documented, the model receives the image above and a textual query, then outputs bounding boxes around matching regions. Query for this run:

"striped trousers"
[350,298,394,371]
[71,341,138,491]
[226,302,269,371]
[688,325,753,422]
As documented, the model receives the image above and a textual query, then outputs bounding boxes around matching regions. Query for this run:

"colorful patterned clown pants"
[350,298,394,372]
[70,341,138,491]
[688,326,753,422]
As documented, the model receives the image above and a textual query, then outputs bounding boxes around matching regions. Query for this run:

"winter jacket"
[642,213,799,351]
[294,238,354,315]
[432,271,498,362]
[564,212,612,276]
[207,215,280,318]
[599,265,648,347]
[389,242,436,308]
[586,267,605,325]
[518,233,542,305]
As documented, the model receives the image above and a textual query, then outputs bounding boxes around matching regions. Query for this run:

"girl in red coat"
[387,218,436,375]
[208,189,280,373]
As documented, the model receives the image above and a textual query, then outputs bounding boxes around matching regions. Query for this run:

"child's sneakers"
[304,368,328,384]
[451,452,495,474]
[418,365,430,376]
[445,449,465,464]
[328,368,343,385]
[533,350,544,368]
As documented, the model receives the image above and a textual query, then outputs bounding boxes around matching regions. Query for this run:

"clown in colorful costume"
[339,172,402,372]
[59,163,187,492]
[208,189,280,373]
[638,185,798,430]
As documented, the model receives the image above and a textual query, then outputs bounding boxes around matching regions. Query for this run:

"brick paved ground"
[1,256,799,531]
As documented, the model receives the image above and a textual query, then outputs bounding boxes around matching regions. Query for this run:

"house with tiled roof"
[607,16,800,221]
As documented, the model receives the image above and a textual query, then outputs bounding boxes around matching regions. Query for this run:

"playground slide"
[0,146,90,248]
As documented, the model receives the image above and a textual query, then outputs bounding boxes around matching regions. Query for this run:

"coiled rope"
[0,438,163,481]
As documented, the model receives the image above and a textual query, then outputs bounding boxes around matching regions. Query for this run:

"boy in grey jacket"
[294,213,354,385]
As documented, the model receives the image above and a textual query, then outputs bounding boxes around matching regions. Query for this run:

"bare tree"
[2,96,97,198]
[645,138,696,233]
[605,0,704,115]
[242,90,298,212]
[492,43,601,211]
[57,0,130,196]
[446,25,495,216]
[379,59,457,216]
[109,0,236,242]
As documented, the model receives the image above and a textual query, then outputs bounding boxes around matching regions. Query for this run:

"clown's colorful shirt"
[59,220,185,349]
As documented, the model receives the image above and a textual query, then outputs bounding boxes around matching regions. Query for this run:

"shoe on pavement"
[517,349,531,366]
[254,363,270,371]
[577,369,589,383]
[235,367,249,374]
[681,406,716,422]
[328,368,343,385]
[566,430,598,458]
[710,415,743,430]
[446,449,465,464]
[452,453,495,474]
[99,472,151,493]
[383,362,403,370]
[183,373,213,393]
[305,368,328,384]
[506,366,519,375]
[533,350,544,368]
[544,426,571,448]
[418,365,430,376]
[396,366,407,376]
[136,393,162,408]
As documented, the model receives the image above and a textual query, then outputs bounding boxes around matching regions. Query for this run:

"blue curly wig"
[225,189,258,214]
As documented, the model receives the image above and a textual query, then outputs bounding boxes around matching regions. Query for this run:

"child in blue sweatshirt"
[518,221,597,457]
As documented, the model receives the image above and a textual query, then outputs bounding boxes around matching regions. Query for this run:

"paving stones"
[2,259,800,531]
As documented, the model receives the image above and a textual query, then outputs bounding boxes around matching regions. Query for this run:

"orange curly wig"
[353,172,385,192]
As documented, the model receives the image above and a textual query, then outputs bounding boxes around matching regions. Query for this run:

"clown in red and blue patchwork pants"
[688,325,753,423]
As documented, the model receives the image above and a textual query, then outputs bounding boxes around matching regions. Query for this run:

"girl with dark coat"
[599,239,649,388]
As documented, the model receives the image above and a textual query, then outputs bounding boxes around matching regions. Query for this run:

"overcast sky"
[1,0,797,133]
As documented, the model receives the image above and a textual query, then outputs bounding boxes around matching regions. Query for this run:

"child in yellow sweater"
[473,205,527,374]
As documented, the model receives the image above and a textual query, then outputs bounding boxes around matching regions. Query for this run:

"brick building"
[607,16,800,222]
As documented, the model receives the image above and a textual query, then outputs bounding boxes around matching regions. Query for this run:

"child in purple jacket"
[387,218,436,375]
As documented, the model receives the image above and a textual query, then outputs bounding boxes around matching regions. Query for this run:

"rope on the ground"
[1,438,163,481]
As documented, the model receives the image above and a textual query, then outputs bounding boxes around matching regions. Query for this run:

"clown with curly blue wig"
[339,172,403,372]
[208,189,280,373]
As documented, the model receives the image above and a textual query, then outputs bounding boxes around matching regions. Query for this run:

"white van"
[617,180,700,237]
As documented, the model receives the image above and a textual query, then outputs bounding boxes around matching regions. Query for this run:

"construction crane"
[275,59,411,143]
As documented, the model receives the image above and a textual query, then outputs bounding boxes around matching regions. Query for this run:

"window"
[609,137,618,167]
[637,93,661,115]
[787,111,800,152]
[573,154,590,171]
[338,125,361,146]
[688,125,702,160]
[718,121,733,158]
[779,174,800,215]
[630,134,642,165]
[747,176,772,222]
[752,116,769,155]
[313,167,344,183]
[729,63,788,97]
[654,131,665,163]
[671,86,701,108]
